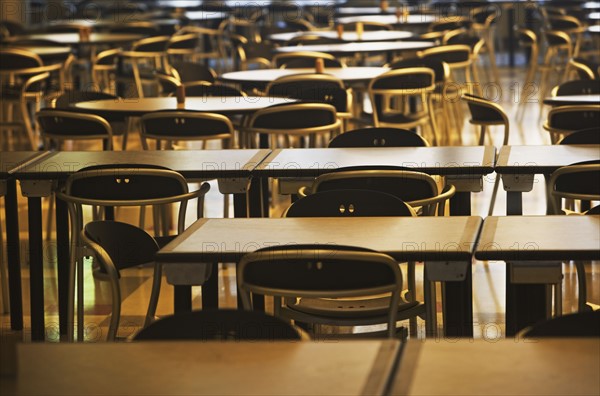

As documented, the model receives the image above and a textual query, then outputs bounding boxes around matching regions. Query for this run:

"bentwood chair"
[538,30,573,113]
[461,93,509,215]
[328,127,430,148]
[551,79,600,96]
[118,36,171,98]
[367,68,439,145]
[238,245,406,338]
[544,105,600,143]
[57,165,211,341]
[558,127,600,145]
[92,48,122,95]
[520,310,600,338]
[515,28,539,122]
[36,108,114,150]
[133,309,305,341]
[242,102,341,149]
[265,73,352,131]
[568,58,598,80]
[283,190,433,337]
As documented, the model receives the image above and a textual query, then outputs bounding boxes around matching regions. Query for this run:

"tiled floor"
[0,63,598,342]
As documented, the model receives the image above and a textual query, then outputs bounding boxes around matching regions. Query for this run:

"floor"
[0,59,598,342]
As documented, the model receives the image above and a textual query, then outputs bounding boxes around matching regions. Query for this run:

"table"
[157,216,483,337]
[10,33,143,46]
[273,41,434,57]
[255,146,496,215]
[74,96,296,117]
[589,25,600,34]
[475,215,600,335]
[1,151,52,332]
[543,94,600,106]
[495,145,600,215]
[391,339,600,395]
[181,10,229,22]
[268,30,413,43]
[336,14,435,26]
[12,149,271,341]
[13,340,399,395]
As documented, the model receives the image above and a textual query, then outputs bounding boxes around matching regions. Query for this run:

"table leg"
[442,263,473,338]
[508,7,515,68]
[55,194,69,339]
[506,191,522,215]
[201,262,219,310]
[28,197,45,341]
[174,285,192,313]
[449,191,471,216]
[505,280,548,337]
[4,180,23,331]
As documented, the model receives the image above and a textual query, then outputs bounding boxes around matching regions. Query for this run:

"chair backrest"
[340,21,393,31]
[247,102,340,137]
[53,90,119,109]
[167,32,200,55]
[548,161,600,214]
[284,189,416,217]
[558,127,600,145]
[568,58,598,80]
[521,311,600,338]
[265,73,349,114]
[237,245,403,337]
[169,60,216,84]
[140,110,233,148]
[428,17,471,33]
[386,57,448,84]
[461,93,510,145]
[183,82,245,97]
[272,51,344,69]
[553,79,600,96]
[417,44,472,69]
[0,48,43,71]
[133,309,304,341]
[442,30,484,54]
[546,105,600,133]
[36,109,113,149]
[328,127,429,147]
[286,34,344,46]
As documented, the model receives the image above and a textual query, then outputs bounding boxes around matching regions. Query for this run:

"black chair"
[169,60,217,84]
[544,105,600,143]
[238,244,407,338]
[558,127,600,145]
[183,82,245,97]
[328,127,429,148]
[521,311,600,338]
[36,108,114,150]
[272,51,344,69]
[133,309,304,341]
[552,79,600,96]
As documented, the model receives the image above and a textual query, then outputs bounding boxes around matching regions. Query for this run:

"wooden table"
[268,30,414,43]
[273,41,434,57]
[391,339,600,396]
[1,151,51,333]
[14,340,400,395]
[495,145,600,215]
[12,149,271,341]
[74,96,296,117]
[475,215,600,335]
[543,95,600,106]
[157,216,483,337]
[10,32,143,46]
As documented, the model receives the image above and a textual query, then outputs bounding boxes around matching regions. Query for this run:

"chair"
[568,58,599,80]
[417,44,478,96]
[226,33,274,71]
[551,79,600,96]
[140,110,233,150]
[272,51,345,69]
[242,102,341,149]
[238,244,406,338]
[265,73,352,131]
[0,48,51,150]
[544,105,600,143]
[328,127,429,148]
[339,21,393,31]
[168,60,217,84]
[118,36,171,98]
[367,68,440,146]
[183,82,245,97]
[56,165,211,341]
[442,30,485,87]
[173,26,222,69]
[36,108,113,150]
[520,311,600,338]
[286,34,344,46]
[301,167,455,217]
[133,309,304,341]
[461,93,509,215]
[91,48,122,95]
[538,30,573,111]
[558,127,600,145]
[548,161,600,215]
[469,5,500,83]
[515,28,539,122]
[166,32,200,65]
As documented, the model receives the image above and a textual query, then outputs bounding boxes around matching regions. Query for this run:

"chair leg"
[574,261,588,312]
[45,195,55,241]
[144,263,163,327]
[488,173,501,216]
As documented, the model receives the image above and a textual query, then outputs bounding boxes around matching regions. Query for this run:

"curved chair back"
[552,79,600,96]
[548,161,600,214]
[521,311,600,338]
[286,34,344,46]
[568,58,598,80]
[272,51,344,69]
[417,44,472,71]
[184,81,245,97]
[169,60,216,84]
[285,189,416,217]
[340,21,393,31]
[36,109,114,150]
[328,127,429,147]
[558,127,600,145]
[461,93,509,145]
[140,110,234,149]
[0,47,43,71]
[238,245,403,338]
[265,73,350,116]
[544,105,600,142]
[387,57,449,85]
[133,309,304,341]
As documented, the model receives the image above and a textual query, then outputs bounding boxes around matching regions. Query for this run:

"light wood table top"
[269,30,413,43]
[157,216,482,263]
[274,40,433,55]
[475,215,600,261]
[255,146,496,177]
[391,338,600,396]
[15,340,400,395]
[220,67,389,85]
[543,95,600,106]
[496,145,600,174]
[74,96,295,116]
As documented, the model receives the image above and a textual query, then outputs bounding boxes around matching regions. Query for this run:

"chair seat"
[288,296,420,318]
